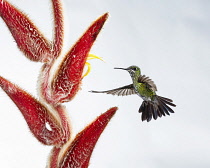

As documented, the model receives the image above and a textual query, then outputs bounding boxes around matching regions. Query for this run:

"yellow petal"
[82,54,105,78]
[88,54,105,62]
[83,62,91,78]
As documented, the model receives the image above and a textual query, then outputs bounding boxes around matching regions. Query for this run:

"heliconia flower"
[0,0,116,167]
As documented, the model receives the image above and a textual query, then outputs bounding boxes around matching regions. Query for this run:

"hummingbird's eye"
[132,67,137,71]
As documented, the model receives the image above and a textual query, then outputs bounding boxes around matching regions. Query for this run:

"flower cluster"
[0,0,117,167]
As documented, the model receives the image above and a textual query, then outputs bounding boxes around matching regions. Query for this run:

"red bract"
[50,13,108,104]
[59,107,117,168]
[0,0,117,167]
[0,0,52,62]
[0,76,67,146]
[39,13,108,105]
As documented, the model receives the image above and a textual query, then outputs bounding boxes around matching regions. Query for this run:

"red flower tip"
[58,107,117,168]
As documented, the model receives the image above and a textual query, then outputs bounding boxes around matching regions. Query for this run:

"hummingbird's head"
[114,65,141,78]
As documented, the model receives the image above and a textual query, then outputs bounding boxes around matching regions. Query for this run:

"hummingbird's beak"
[114,67,128,71]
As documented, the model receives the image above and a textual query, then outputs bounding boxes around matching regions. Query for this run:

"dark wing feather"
[90,84,136,96]
[138,95,176,122]
[138,75,157,92]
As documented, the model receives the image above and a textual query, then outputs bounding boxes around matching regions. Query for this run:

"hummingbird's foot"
[82,54,105,78]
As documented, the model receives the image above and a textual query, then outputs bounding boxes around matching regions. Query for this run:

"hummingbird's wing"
[90,84,136,96]
[138,75,157,91]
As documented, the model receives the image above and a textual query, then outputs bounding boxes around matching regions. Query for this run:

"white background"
[0,0,210,167]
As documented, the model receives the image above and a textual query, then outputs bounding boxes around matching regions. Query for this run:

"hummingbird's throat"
[131,73,139,83]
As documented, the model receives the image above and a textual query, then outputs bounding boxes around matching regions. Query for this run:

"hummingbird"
[90,65,176,122]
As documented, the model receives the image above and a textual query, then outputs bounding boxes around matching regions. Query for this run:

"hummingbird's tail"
[139,95,176,122]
